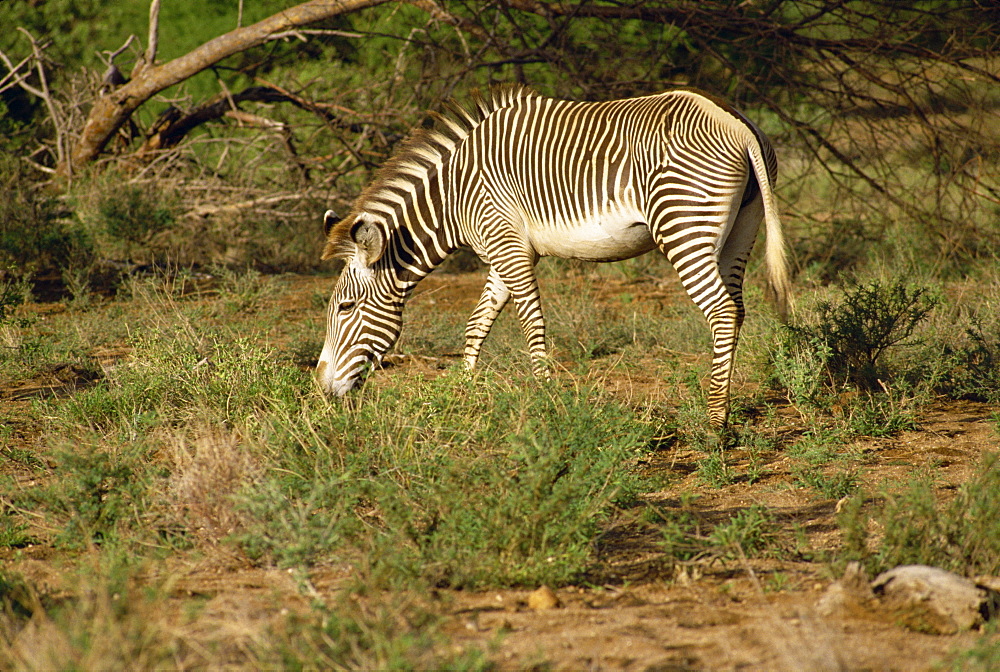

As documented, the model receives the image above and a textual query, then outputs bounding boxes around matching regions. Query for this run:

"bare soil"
[2,271,997,671]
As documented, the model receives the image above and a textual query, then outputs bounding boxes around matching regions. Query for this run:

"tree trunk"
[61,0,391,176]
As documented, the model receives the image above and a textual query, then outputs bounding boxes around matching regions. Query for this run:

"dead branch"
[62,0,394,176]
[0,52,34,94]
[131,0,161,79]
[137,84,328,156]
[187,192,310,218]
[16,28,68,172]
[408,0,489,42]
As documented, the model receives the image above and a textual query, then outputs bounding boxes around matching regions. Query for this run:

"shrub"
[0,155,91,274]
[790,281,938,391]
[98,184,177,245]
[238,373,656,588]
[930,315,1000,403]
[770,280,937,435]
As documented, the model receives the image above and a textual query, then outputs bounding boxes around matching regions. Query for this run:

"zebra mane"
[324,84,538,260]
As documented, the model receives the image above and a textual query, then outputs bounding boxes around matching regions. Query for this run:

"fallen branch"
[187,192,312,218]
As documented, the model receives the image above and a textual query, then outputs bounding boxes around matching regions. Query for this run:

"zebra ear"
[323,209,339,236]
[350,219,386,267]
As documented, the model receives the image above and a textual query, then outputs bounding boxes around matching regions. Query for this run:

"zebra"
[316,85,790,428]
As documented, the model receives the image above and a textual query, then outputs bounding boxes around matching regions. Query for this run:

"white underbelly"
[527,206,655,262]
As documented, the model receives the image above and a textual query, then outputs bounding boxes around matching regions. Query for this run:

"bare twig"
[187,192,312,217]
[16,28,68,174]
[103,34,137,64]
[0,51,34,94]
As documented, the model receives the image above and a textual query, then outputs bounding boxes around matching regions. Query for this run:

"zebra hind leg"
[704,294,742,429]
[668,255,743,430]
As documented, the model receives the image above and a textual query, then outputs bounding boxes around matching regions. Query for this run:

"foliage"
[0,514,32,550]
[708,504,781,560]
[0,273,31,324]
[98,183,177,245]
[272,591,490,670]
[2,0,996,280]
[788,281,938,391]
[0,155,91,275]
[20,447,154,549]
[928,314,1000,404]
[0,561,486,671]
[786,427,863,499]
[2,255,997,667]
[943,622,1000,672]
[658,501,786,565]
[769,281,937,436]
[55,326,305,441]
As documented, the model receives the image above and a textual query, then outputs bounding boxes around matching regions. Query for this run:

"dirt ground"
[2,271,998,671]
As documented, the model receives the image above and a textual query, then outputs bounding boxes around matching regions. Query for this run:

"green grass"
[2,260,999,668]
[838,453,1000,577]
[239,371,656,588]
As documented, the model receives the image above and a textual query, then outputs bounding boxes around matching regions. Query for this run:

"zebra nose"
[316,360,337,395]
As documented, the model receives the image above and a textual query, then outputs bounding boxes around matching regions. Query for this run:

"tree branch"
[62,0,394,176]
[15,28,68,172]
[138,85,304,155]
[143,0,162,74]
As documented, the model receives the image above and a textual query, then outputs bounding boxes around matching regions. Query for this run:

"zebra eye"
[337,299,357,314]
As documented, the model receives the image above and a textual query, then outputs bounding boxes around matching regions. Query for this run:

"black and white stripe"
[318,85,789,428]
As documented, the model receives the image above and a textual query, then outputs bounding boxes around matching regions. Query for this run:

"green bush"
[931,315,1000,403]
[98,184,177,245]
[0,274,27,323]
[788,281,938,392]
[770,280,937,436]
[770,331,835,415]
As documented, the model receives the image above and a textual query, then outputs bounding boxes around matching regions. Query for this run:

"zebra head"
[316,210,404,397]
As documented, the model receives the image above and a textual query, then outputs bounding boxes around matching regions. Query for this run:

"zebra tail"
[746,139,792,323]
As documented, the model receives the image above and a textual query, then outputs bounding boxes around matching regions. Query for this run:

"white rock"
[871,565,993,634]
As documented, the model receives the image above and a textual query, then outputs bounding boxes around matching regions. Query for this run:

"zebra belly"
[527,210,656,262]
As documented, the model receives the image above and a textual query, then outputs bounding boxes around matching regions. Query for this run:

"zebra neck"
[386,219,455,285]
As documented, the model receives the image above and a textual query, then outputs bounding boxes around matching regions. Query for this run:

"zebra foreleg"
[463,267,511,370]
[488,251,550,379]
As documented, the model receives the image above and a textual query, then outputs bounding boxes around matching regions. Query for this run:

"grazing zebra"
[317,85,789,428]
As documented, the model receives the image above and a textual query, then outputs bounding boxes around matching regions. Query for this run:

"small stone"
[527,585,561,610]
